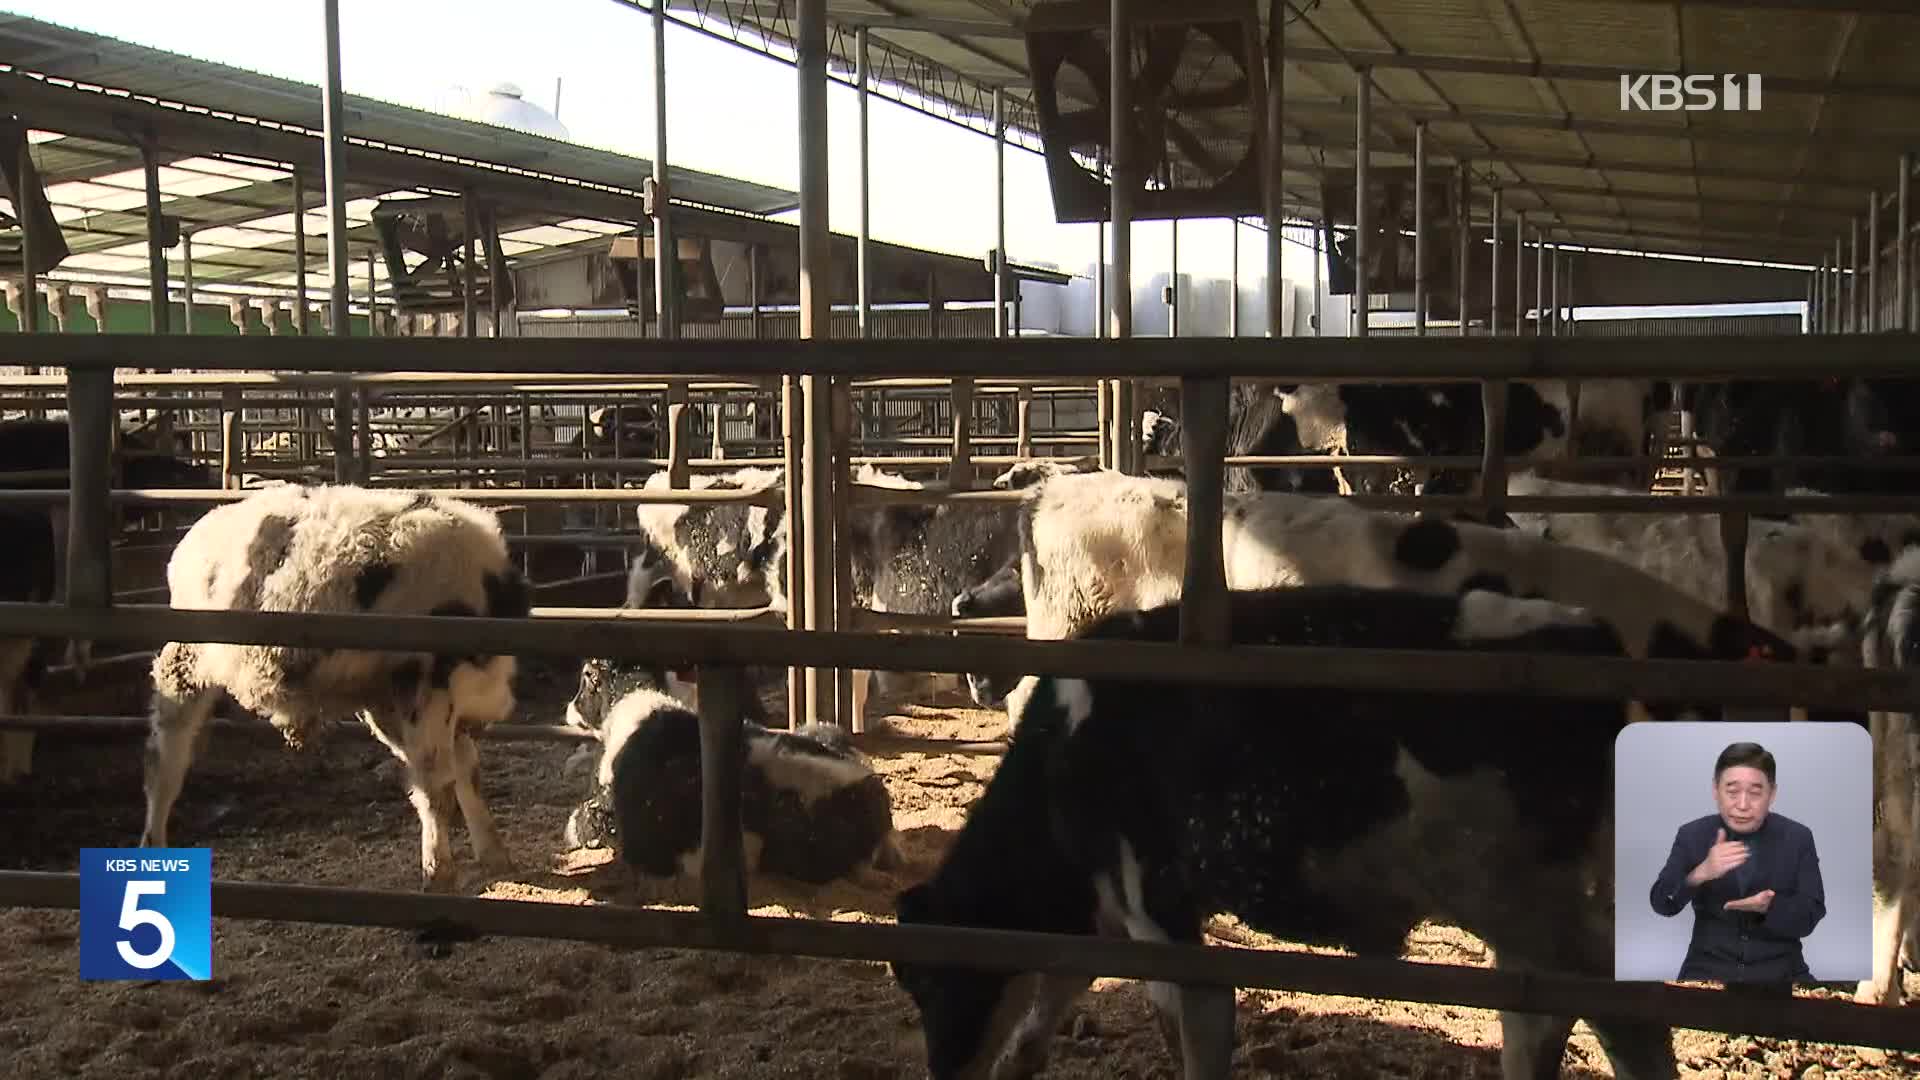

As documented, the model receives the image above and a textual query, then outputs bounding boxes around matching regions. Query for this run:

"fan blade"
[1054,107,1110,149]
[1134,27,1188,101]
[1166,77,1249,111]
[1165,116,1229,179]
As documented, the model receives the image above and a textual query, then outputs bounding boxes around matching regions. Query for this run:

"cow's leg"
[449,727,513,877]
[1498,1012,1578,1080]
[850,667,871,730]
[1859,887,1908,1006]
[1116,890,1236,1078]
[0,639,35,783]
[140,642,219,848]
[999,974,1094,1077]
[362,701,460,892]
[1586,1018,1677,1080]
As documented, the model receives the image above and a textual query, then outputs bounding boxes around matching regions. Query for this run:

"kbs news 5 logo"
[79,848,211,980]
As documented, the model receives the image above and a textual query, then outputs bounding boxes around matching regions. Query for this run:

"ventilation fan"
[1026,0,1265,223]
[371,194,515,315]
[1319,165,1457,299]
[0,117,69,275]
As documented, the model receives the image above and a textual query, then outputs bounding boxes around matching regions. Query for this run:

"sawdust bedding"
[0,660,1913,1079]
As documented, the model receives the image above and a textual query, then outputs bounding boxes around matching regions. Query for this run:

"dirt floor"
[2,660,1915,1080]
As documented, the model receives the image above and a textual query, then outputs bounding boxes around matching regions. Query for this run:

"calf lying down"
[564,665,902,887]
[894,585,1666,1080]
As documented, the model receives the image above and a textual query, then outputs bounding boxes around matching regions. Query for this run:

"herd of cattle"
[2,373,1918,1079]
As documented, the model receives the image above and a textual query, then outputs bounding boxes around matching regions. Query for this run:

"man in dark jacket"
[1649,741,1826,988]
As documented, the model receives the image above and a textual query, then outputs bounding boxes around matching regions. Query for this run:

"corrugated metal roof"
[677,0,1920,263]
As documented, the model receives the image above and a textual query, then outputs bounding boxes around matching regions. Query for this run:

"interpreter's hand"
[1724,889,1775,914]
[1686,828,1749,887]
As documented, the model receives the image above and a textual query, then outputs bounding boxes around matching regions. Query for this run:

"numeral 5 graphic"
[114,880,176,969]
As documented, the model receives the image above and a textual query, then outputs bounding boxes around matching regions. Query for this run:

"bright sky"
[3,0,1292,295]
[6,0,1794,325]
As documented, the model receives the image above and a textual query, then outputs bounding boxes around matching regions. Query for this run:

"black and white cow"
[1141,379,1657,497]
[1854,551,1920,1008]
[893,584,1670,1080]
[0,416,216,492]
[955,464,1793,719]
[140,484,533,892]
[1689,377,1920,497]
[0,506,57,782]
[562,663,902,887]
[627,464,1020,721]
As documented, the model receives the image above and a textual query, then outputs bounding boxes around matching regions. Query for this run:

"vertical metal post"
[1870,191,1881,333]
[322,0,351,336]
[1413,121,1427,336]
[1262,0,1283,339]
[857,27,873,338]
[1179,375,1231,648]
[1110,0,1136,474]
[484,206,503,338]
[1228,218,1240,337]
[1809,262,1820,333]
[696,666,748,922]
[1514,210,1526,336]
[653,0,678,341]
[1353,66,1370,339]
[1834,236,1845,333]
[1169,219,1179,337]
[292,170,309,335]
[367,249,379,336]
[17,142,35,335]
[797,0,835,728]
[993,87,1007,340]
[1548,241,1559,335]
[748,243,763,340]
[181,232,195,335]
[67,368,114,609]
[1535,227,1545,337]
[142,145,170,334]
[1900,154,1911,331]
[1456,162,1469,336]
[1490,188,1502,338]
[1311,216,1322,336]
[1094,220,1105,340]
[1850,217,1860,333]
[462,193,478,339]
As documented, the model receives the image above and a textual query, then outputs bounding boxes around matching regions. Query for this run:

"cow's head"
[950,559,1027,708]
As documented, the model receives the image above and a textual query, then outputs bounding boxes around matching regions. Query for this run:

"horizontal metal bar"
[0,486,784,506]
[0,714,595,743]
[0,872,1909,1051]
[0,603,1914,710]
[15,333,1920,379]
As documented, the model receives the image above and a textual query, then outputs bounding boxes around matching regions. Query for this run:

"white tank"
[444,82,571,142]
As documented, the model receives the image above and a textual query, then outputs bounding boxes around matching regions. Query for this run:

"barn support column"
[292,171,309,334]
[1898,153,1911,331]
[1869,190,1881,333]
[142,144,170,336]
[1110,0,1136,475]
[796,0,838,731]
[180,233,195,335]
[485,206,503,338]
[857,28,873,338]
[1838,237,1848,331]
[1548,241,1559,336]
[322,0,351,337]
[1513,211,1526,336]
[1454,164,1468,336]
[1810,261,1821,333]
[696,666,748,924]
[1229,218,1240,337]
[462,192,478,339]
[1489,187,1502,338]
[992,87,1006,340]
[1262,0,1283,339]
[1312,215,1323,336]
[748,243,764,340]
[1413,121,1427,337]
[1168,219,1179,337]
[1534,228,1545,337]
[652,0,679,342]
[1180,375,1231,648]
[1352,65,1371,339]
[1850,218,1861,333]
[66,367,114,610]
[6,140,39,780]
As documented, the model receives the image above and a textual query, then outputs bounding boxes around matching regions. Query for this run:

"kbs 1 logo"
[79,848,211,980]
[1619,73,1763,112]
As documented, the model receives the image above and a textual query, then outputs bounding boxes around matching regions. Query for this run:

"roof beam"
[1285,98,1913,153]
[1598,0,1920,13]
[1284,130,1877,192]
[1281,45,1920,104]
